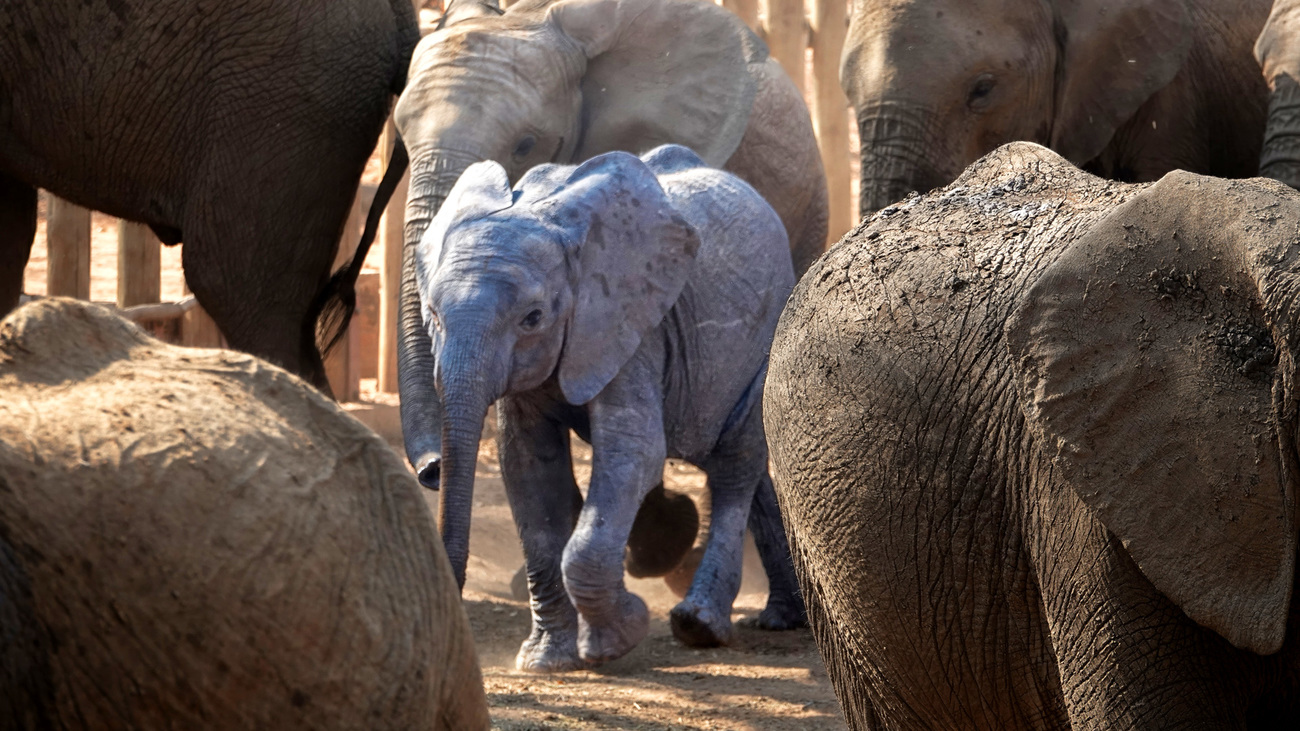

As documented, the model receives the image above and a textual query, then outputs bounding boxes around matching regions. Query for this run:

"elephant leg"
[743,473,807,630]
[0,175,37,317]
[564,364,665,665]
[179,118,372,392]
[672,378,769,648]
[497,397,584,672]
[1033,484,1265,729]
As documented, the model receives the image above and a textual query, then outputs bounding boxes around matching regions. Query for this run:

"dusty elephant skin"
[391,2,822,616]
[766,143,1300,729]
[0,299,488,729]
[0,0,420,390]
[413,146,798,672]
[842,0,1272,216]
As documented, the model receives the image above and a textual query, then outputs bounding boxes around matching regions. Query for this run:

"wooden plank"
[722,0,760,30]
[116,220,160,308]
[763,0,806,96]
[45,194,91,299]
[377,119,408,394]
[810,0,853,243]
[180,279,225,349]
[355,271,380,379]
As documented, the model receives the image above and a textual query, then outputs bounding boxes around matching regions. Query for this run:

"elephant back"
[763,143,1147,728]
[0,299,487,730]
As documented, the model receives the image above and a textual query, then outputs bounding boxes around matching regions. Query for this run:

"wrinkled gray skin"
[416,145,793,671]
[842,0,1271,216]
[394,0,814,628]
[766,142,1300,729]
[1257,0,1300,189]
[0,0,419,389]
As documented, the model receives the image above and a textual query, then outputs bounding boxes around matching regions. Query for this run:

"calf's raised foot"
[670,596,734,647]
[516,627,585,673]
[576,592,649,664]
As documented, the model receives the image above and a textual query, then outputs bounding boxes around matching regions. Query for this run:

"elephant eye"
[520,308,543,330]
[967,74,996,110]
[513,135,537,159]
[426,307,441,332]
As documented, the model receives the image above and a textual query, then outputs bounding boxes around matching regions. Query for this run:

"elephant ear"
[1255,0,1300,82]
[1050,0,1193,165]
[414,161,514,306]
[1006,171,1299,654]
[547,0,763,166]
[534,150,699,405]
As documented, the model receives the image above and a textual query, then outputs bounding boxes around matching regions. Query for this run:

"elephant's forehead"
[445,216,563,266]
[415,24,579,86]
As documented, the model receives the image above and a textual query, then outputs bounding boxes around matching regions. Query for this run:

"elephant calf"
[767,143,1300,729]
[0,299,488,729]
[414,145,796,671]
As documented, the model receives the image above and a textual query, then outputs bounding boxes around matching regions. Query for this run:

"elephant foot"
[738,600,807,631]
[669,596,733,648]
[625,483,700,578]
[576,592,649,664]
[516,627,585,673]
[510,564,530,602]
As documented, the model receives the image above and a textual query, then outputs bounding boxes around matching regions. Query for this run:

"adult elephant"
[394,0,819,617]
[0,298,488,729]
[766,143,1300,729]
[842,0,1272,215]
[1257,0,1300,188]
[0,0,421,391]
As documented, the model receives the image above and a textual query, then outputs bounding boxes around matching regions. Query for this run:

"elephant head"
[411,151,699,586]
[1007,171,1300,654]
[392,0,762,526]
[843,0,1192,214]
[1256,0,1300,188]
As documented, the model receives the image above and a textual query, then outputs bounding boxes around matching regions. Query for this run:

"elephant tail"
[310,138,410,359]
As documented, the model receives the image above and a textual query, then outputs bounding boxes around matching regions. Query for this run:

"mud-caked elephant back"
[0,297,154,384]
[0,299,486,729]
[1006,172,1300,655]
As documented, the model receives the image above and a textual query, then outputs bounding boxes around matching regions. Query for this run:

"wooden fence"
[31,0,855,404]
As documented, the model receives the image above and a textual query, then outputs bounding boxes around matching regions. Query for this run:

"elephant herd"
[6,0,1300,728]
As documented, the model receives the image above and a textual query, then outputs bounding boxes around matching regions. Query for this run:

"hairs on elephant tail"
[311,138,410,358]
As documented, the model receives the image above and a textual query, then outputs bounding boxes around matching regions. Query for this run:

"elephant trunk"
[1261,74,1300,190]
[856,104,949,216]
[435,357,495,589]
[397,149,481,488]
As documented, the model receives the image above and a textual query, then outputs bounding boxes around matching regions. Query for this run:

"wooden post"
[763,0,807,96]
[116,220,160,307]
[377,119,408,394]
[810,0,853,243]
[45,195,91,299]
[722,0,760,30]
[325,191,364,402]
[181,277,225,349]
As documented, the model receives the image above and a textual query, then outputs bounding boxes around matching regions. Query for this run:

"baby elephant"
[416,145,795,671]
